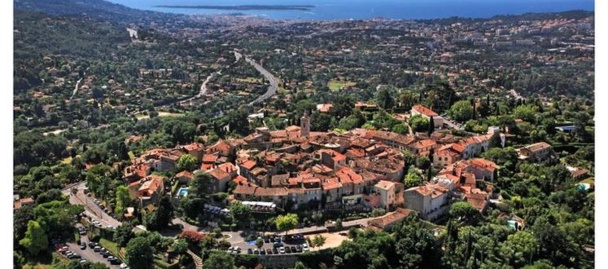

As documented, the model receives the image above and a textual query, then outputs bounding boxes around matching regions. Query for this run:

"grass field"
[328,80,356,91]
[136,111,185,120]
[99,238,120,256]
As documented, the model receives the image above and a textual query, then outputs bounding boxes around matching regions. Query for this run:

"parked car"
[302,243,309,252]
[88,242,97,248]
[290,246,297,252]
[273,242,283,248]
[93,246,101,252]
[79,243,86,250]
[266,248,272,255]
[279,246,285,254]
[247,248,253,254]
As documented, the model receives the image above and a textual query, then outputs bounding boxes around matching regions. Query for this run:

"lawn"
[327,80,356,91]
[99,238,120,257]
[60,157,72,165]
[235,77,261,83]
[136,111,185,120]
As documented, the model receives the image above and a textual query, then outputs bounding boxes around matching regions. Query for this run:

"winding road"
[233,51,279,106]
[69,78,83,101]
[179,71,220,105]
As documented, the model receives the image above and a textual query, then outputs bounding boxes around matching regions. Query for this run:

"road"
[64,182,122,228]
[233,51,279,106]
[69,78,83,101]
[179,71,220,105]
[66,234,120,268]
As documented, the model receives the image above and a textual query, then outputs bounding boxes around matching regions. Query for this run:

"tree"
[391,123,409,135]
[449,100,474,122]
[230,202,252,228]
[203,251,235,269]
[294,261,308,269]
[126,237,153,269]
[176,154,197,172]
[146,195,174,231]
[504,231,538,266]
[255,238,264,249]
[190,172,212,198]
[172,239,188,255]
[449,202,478,222]
[276,213,298,235]
[115,185,131,217]
[428,116,435,136]
[312,234,326,250]
[19,220,48,256]
[114,223,135,247]
[335,218,343,230]
[375,88,394,110]
[409,115,429,132]
[513,105,538,122]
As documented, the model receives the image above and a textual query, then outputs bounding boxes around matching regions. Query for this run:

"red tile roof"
[412,104,438,117]
[240,160,256,170]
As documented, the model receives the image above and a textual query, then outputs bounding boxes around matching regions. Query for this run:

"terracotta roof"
[240,160,256,170]
[337,166,364,184]
[345,148,366,159]
[412,105,438,117]
[470,158,497,171]
[256,187,289,197]
[183,143,204,152]
[368,208,413,229]
[203,154,219,163]
[525,142,552,152]
[375,180,395,191]
[285,126,301,132]
[322,178,342,190]
[176,171,194,179]
[209,167,230,180]
[233,175,248,185]
[271,174,290,187]
[407,139,437,149]
[466,192,488,211]
[234,184,257,195]
[201,163,215,171]
[139,175,164,196]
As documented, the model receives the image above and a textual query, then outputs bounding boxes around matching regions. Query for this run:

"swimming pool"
[177,187,189,197]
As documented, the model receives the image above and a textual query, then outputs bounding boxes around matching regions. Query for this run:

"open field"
[328,80,357,91]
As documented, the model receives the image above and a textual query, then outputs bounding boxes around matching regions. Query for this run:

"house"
[13,196,34,210]
[238,160,257,180]
[375,180,396,211]
[404,185,450,221]
[207,140,234,157]
[368,208,414,231]
[316,103,334,113]
[411,105,443,128]
[233,184,258,200]
[336,166,364,195]
[181,142,205,162]
[405,139,438,157]
[433,144,461,168]
[175,171,194,184]
[516,142,554,161]
[138,175,166,207]
[208,163,238,192]
[322,177,342,204]
[316,149,347,170]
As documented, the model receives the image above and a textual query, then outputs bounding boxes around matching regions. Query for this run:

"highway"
[233,51,279,106]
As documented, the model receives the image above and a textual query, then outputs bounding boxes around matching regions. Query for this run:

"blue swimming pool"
[177,187,189,197]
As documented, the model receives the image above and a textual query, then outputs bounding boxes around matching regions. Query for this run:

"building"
[300,111,311,137]
[367,208,414,231]
[411,105,443,128]
[404,185,450,221]
[516,142,554,161]
[375,180,396,211]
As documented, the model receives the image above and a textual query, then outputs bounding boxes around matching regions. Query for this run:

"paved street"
[63,182,122,228]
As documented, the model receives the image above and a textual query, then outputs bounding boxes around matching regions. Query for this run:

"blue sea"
[107,0,594,20]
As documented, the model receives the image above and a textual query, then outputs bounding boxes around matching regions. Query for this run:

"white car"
[302,243,309,252]
[279,246,285,254]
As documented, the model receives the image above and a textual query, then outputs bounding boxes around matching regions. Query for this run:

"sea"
[107,0,594,20]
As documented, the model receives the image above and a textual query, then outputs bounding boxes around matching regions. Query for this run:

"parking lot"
[228,233,310,256]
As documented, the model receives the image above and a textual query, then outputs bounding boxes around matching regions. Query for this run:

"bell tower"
[300,111,310,137]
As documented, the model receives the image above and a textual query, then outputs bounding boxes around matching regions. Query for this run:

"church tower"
[300,111,310,137]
